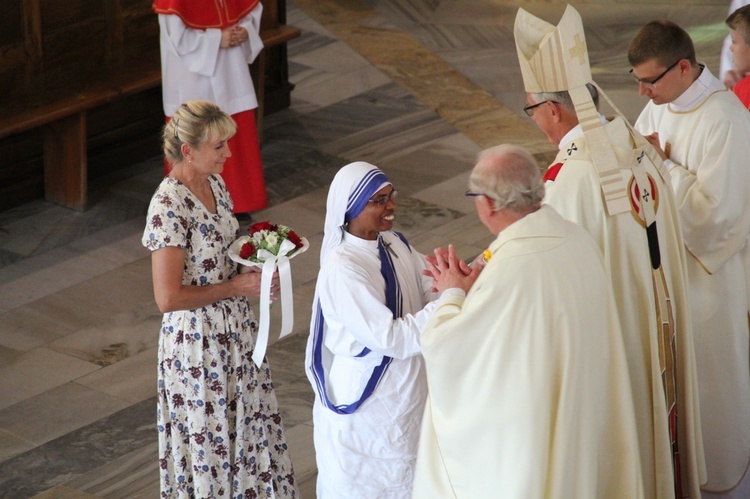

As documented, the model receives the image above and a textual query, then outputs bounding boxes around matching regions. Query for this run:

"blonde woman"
[142,100,297,498]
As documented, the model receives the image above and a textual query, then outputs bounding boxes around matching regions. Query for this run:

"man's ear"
[549,101,563,122]
[480,194,497,212]
[676,58,692,78]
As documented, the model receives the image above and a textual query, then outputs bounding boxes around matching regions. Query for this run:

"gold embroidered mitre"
[514,4,591,94]
[514,4,630,216]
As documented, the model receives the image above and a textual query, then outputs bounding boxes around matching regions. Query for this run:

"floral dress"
[142,175,297,498]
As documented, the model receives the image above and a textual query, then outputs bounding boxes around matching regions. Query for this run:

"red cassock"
[154,0,268,214]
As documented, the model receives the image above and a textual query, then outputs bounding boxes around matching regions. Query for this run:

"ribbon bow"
[252,238,297,367]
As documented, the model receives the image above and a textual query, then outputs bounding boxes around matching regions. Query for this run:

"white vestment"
[413,206,643,499]
[636,66,750,495]
[546,116,705,498]
[158,9,264,116]
[305,230,438,498]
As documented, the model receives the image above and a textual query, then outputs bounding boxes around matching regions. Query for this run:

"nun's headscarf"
[320,161,391,266]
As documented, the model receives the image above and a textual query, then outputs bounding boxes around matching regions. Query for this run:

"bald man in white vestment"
[630,20,750,499]
[412,144,644,499]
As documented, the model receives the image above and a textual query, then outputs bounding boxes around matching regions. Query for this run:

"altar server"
[153,0,268,215]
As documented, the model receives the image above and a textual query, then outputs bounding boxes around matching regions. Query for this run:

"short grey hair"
[470,144,544,212]
[531,82,600,114]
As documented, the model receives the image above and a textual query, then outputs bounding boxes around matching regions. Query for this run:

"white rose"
[251,231,265,245]
[265,232,279,248]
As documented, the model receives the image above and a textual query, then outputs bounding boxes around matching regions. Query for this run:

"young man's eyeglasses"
[522,100,557,117]
[368,189,398,206]
[629,59,682,89]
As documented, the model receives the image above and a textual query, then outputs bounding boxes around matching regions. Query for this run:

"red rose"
[248,220,276,235]
[239,242,256,259]
[287,230,303,248]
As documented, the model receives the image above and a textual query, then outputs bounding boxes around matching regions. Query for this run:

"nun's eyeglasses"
[368,189,398,206]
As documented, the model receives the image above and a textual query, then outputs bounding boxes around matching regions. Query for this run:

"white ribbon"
[251,238,297,367]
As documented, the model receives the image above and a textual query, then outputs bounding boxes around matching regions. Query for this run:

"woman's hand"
[151,247,280,313]
[233,267,280,300]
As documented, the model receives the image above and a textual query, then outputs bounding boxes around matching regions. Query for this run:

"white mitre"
[514,4,630,215]
[515,4,591,94]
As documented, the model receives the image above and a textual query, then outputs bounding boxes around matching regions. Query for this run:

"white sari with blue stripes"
[304,161,439,497]
[306,229,438,497]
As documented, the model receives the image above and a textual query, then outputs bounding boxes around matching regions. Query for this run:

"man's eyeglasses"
[465,190,485,198]
[368,189,398,206]
[629,59,682,89]
[523,100,557,117]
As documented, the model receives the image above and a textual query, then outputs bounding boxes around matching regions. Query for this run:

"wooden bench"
[0,0,299,212]
[252,24,302,142]
[0,62,163,211]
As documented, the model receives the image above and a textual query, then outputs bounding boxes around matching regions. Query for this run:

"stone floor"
[0,0,730,497]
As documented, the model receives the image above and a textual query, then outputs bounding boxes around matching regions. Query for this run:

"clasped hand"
[423,244,481,294]
[642,132,668,161]
[220,26,249,48]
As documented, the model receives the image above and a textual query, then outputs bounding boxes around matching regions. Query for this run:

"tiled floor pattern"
[0,0,731,497]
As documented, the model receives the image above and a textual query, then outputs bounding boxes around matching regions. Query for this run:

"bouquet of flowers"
[228,221,309,367]
[231,221,307,266]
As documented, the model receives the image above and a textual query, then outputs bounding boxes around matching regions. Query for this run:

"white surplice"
[636,65,750,495]
[158,8,264,116]
[413,206,643,499]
